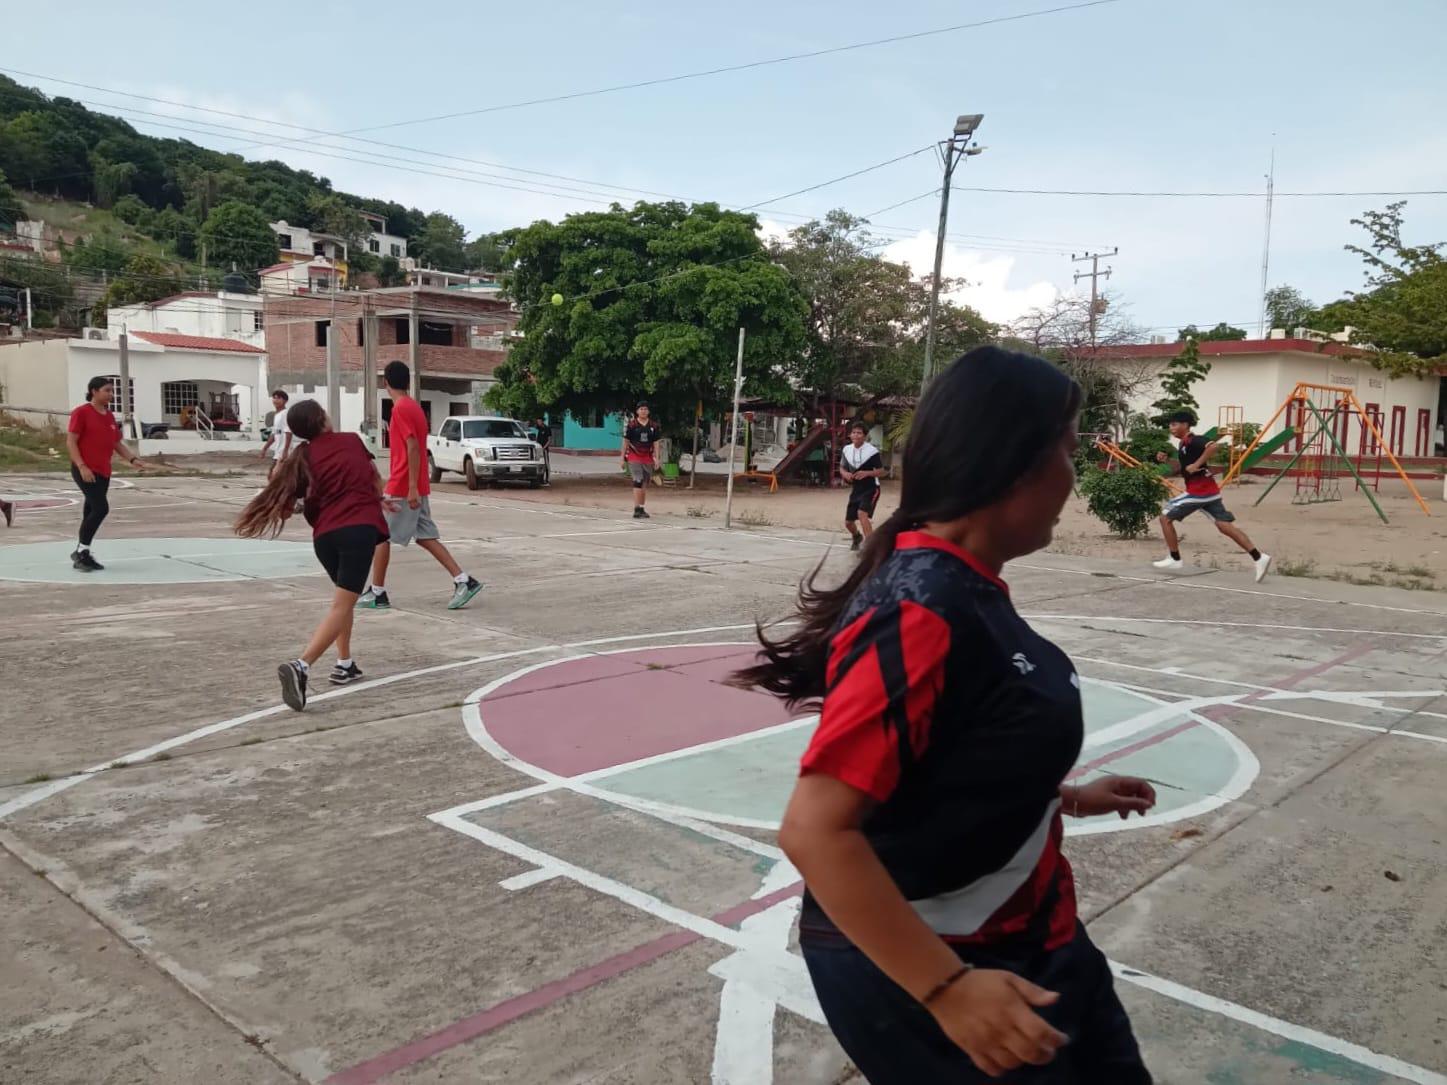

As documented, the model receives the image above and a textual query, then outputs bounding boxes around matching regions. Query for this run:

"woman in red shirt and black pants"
[236,399,390,711]
[735,347,1157,1083]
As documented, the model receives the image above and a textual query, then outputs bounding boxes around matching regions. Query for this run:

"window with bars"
[253,310,264,331]
[162,381,200,414]
[105,376,135,407]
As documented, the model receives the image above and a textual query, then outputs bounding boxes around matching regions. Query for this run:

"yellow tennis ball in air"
[551,293,564,306]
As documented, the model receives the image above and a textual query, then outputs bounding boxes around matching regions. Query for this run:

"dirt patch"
[499,470,1447,587]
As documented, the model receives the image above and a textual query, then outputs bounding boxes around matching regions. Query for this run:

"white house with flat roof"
[1086,336,1445,459]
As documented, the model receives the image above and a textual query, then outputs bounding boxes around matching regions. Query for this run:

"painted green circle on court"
[0,538,321,584]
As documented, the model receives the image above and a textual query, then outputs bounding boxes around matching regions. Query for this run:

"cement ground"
[2,470,1445,1085]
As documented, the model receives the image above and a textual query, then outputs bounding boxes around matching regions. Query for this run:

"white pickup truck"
[426,415,546,490]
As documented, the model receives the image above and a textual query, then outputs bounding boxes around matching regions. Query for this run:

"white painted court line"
[1110,962,1447,1085]
[1030,613,1447,641]
[1016,560,1447,618]
[0,622,774,823]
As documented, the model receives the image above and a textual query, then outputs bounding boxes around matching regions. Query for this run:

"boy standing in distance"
[259,390,293,479]
[532,415,552,486]
[622,402,661,519]
[838,421,883,552]
[1153,409,1271,582]
[357,361,483,610]
[66,375,156,571]
[1,497,12,527]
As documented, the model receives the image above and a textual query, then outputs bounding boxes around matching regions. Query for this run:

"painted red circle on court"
[477,645,796,777]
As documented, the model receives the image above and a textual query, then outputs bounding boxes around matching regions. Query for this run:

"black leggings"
[71,466,111,547]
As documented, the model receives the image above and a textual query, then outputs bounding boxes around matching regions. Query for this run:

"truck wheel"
[464,457,482,490]
[428,454,443,484]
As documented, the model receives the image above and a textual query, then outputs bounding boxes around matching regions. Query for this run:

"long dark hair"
[234,399,327,539]
[733,346,1081,707]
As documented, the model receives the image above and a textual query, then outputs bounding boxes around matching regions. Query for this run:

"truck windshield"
[463,420,526,439]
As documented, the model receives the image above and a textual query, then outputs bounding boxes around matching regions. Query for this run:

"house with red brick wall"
[262,285,517,438]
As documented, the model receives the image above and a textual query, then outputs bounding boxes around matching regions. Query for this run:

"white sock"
[453,572,470,584]
[369,582,385,593]
[337,657,353,669]
[77,541,89,553]
[294,659,310,672]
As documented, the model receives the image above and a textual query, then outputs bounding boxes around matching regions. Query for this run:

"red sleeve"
[800,601,951,802]
[67,407,83,434]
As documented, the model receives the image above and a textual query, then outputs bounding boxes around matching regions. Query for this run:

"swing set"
[1221,382,1431,524]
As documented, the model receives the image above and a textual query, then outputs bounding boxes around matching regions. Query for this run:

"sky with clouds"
[10,0,1447,336]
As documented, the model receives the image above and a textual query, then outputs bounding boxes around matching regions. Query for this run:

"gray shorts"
[629,462,654,488]
[384,495,441,546]
[1164,493,1235,523]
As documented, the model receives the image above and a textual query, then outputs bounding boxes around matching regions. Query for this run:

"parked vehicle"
[427,415,545,489]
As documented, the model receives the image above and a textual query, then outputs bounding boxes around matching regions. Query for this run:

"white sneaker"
[1152,556,1184,572]
[1254,553,1272,583]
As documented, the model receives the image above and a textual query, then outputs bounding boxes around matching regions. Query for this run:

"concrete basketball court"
[2,470,1445,1085]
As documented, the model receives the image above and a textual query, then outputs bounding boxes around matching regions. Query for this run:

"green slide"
[1239,427,1296,471]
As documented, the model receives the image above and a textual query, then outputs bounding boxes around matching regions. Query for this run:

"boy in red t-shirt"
[1153,410,1271,582]
[66,375,157,571]
[357,361,481,610]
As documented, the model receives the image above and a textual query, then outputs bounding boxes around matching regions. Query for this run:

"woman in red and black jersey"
[735,347,1157,1083]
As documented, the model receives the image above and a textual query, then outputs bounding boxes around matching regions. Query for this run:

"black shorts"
[314,524,384,594]
[1163,493,1235,523]
[846,486,881,523]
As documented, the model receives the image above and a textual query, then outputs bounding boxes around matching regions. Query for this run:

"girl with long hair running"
[734,346,1157,1083]
[236,400,390,711]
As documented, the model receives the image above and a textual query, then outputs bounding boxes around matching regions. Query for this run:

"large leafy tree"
[1319,202,1447,377]
[1177,322,1247,342]
[198,200,278,277]
[92,253,185,324]
[1263,285,1316,332]
[412,211,467,271]
[0,168,22,230]
[770,210,993,406]
[488,200,806,425]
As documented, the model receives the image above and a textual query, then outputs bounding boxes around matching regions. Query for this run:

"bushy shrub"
[1079,465,1164,539]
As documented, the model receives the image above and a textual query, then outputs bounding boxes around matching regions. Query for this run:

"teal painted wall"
[560,411,624,450]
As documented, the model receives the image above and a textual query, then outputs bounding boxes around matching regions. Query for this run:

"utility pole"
[920,114,985,395]
[1257,142,1276,337]
[723,328,746,530]
[326,287,341,425]
[118,324,135,441]
[362,296,379,447]
[1071,248,1118,348]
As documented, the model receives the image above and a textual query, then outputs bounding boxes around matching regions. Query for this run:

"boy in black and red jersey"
[1153,410,1271,583]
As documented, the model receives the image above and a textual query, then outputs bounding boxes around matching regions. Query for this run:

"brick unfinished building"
[263,286,517,435]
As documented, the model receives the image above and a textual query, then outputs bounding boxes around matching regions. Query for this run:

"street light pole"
[920,114,985,396]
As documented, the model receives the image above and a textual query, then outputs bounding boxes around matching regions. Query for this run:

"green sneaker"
[357,588,390,609]
[447,576,483,610]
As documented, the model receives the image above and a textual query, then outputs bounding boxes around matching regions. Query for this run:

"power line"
[219,1,1127,145]
[956,186,1447,198]
[741,146,933,210]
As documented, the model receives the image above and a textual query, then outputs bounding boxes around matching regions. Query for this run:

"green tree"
[1177,322,1246,341]
[412,211,467,271]
[198,200,278,278]
[1150,336,1211,425]
[376,254,407,287]
[1262,285,1316,332]
[306,192,373,269]
[488,200,806,426]
[92,253,185,324]
[770,210,993,407]
[1325,202,1447,377]
[0,168,22,230]
[90,155,138,209]
[465,232,507,273]
[67,229,133,276]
